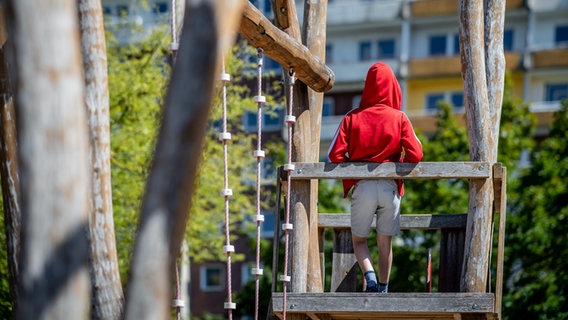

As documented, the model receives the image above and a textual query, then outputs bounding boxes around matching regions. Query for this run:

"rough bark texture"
[123,1,245,319]
[78,0,124,318]
[0,9,20,309]
[458,0,497,293]
[302,0,327,294]
[484,0,505,159]
[6,0,92,319]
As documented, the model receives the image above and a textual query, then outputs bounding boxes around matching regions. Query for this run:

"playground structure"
[0,0,507,320]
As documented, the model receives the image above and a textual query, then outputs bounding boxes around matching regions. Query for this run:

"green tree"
[106,30,170,282]
[504,101,568,320]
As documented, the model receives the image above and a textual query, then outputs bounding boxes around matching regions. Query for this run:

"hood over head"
[359,62,402,111]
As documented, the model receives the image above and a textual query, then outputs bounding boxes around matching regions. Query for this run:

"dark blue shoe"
[365,284,379,292]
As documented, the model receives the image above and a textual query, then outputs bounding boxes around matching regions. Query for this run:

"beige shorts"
[350,179,401,237]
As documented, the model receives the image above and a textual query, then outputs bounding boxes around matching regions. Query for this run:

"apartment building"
[309,0,568,156]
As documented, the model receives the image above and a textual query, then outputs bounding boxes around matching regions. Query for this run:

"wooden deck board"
[286,162,491,180]
[272,293,494,317]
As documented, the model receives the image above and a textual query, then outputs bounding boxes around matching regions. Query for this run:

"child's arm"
[401,113,423,162]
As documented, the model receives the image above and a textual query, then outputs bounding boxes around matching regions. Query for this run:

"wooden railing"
[271,162,507,320]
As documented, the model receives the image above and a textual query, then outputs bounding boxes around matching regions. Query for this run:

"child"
[328,62,423,293]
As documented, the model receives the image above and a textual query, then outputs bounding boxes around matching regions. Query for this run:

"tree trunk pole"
[123,1,244,319]
[458,0,496,293]
[6,0,92,318]
[302,0,328,294]
[272,0,311,296]
[484,0,506,158]
[0,8,21,310]
[78,0,124,318]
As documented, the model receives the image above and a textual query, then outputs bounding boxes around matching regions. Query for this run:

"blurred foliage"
[503,101,568,320]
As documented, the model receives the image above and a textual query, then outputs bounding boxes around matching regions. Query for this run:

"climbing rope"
[219,59,236,319]
[252,48,266,320]
[281,69,297,320]
[169,1,183,318]
[168,0,179,55]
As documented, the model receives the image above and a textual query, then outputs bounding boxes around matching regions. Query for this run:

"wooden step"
[271,292,496,320]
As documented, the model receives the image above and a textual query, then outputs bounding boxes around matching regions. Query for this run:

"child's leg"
[352,233,378,291]
[376,234,392,284]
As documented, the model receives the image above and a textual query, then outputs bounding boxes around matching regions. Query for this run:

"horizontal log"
[272,292,494,314]
[284,162,491,180]
[319,214,467,230]
[238,2,334,92]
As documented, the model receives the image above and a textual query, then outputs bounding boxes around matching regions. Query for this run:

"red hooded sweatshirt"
[327,62,423,198]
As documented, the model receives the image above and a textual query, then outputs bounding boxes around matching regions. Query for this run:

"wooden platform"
[271,292,497,320]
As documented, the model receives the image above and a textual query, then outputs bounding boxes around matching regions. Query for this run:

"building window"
[377,39,395,58]
[102,6,112,15]
[322,97,335,116]
[426,93,444,111]
[359,41,372,61]
[116,5,129,16]
[503,29,514,52]
[243,107,282,132]
[453,34,460,55]
[200,264,225,292]
[326,44,333,63]
[555,25,568,44]
[451,92,464,108]
[429,35,446,56]
[153,2,169,14]
[546,83,568,101]
[263,57,280,71]
[261,212,276,238]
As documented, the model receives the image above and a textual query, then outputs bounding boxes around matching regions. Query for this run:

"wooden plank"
[287,162,491,180]
[239,1,334,92]
[319,214,468,230]
[493,165,507,318]
[330,229,358,292]
[439,229,466,292]
[272,292,495,314]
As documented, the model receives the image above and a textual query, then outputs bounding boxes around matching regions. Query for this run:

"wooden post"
[123,1,245,319]
[0,6,20,311]
[272,0,311,296]
[78,1,124,318]
[458,0,504,293]
[7,0,92,318]
[331,229,358,292]
[302,0,327,294]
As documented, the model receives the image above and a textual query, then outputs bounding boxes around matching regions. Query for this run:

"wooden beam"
[319,214,468,230]
[271,292,495,314]
[285,162,491,180]
[493,164,507,318]
[239,2,334,92]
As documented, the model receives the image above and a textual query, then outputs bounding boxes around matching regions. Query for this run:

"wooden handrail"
[319,213,467,230]
[284,162,491,180]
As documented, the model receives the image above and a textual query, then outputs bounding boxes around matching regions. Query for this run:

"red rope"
[281,69,296,320]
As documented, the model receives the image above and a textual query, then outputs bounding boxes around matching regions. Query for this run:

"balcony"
[412,0,525,18]
[329,60,400,89]
[409,52,522,78]
[325,0,402,26]
[532,47,568,69]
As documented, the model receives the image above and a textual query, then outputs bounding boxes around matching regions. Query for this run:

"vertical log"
[123,1,245,319]
[0,6,20,310]
[330,229,357,292]
[458,0,495,292]
[6,0,92,318]
[302,0,327,293]
[272,0,312,295]
[484,0,506,159]
[78,0,124,318]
